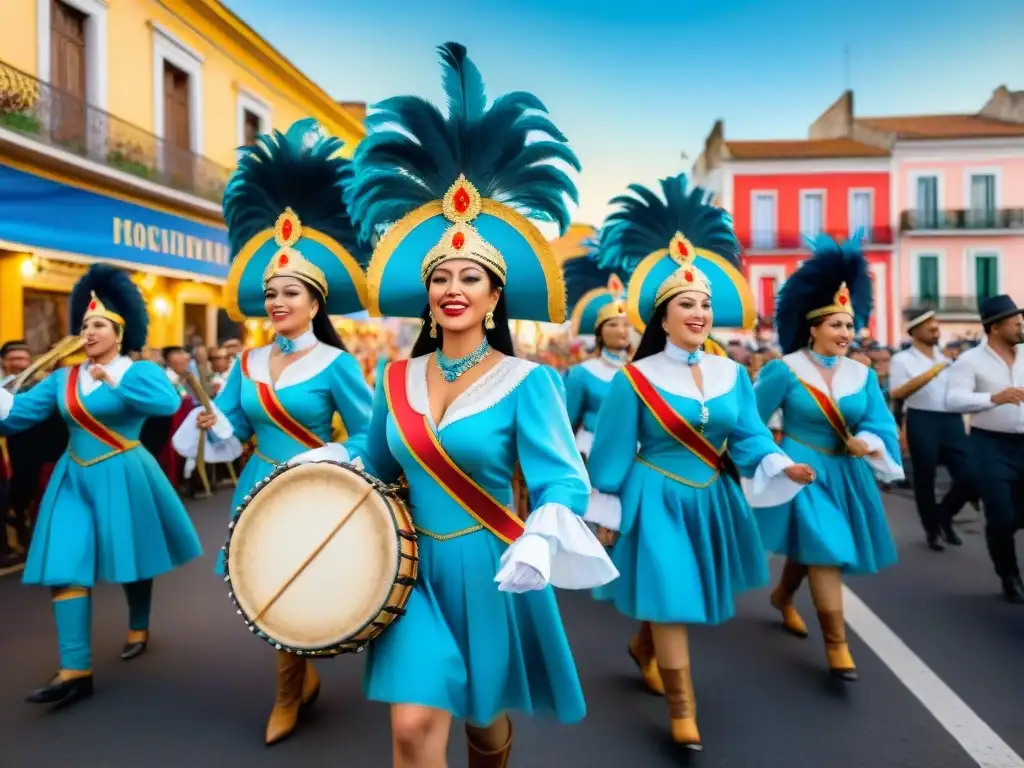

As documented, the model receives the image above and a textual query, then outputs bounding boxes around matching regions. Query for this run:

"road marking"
[843,584,1024,768]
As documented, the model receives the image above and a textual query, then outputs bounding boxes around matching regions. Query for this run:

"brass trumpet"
[5,335,86,394]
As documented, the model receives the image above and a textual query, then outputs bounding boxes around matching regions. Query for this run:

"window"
[152,22,205,159]
[969,174,997,228]
[849,190,872,241]
[236,90,272,149]
[915,176,939,228]
[243,110,261,146]
[800,192,824,240]
[751,193,776,249]
[917,255,939,302]
[974,254,999,303]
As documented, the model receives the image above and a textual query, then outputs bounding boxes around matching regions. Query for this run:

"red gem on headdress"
[677,240,689,258]
[453,187,471,214]
[281,219,293,240]
[88,300,97,311]
[452,231,465,250]
[839,294,848,305]
[279,254,289,266]
[684,270,694,282]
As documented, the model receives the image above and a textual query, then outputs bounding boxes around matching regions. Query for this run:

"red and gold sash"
[623,365,724,471]
[796,378,852,443]
[240,350,324,450]
[384,360,525,545]
[65,366,135,451]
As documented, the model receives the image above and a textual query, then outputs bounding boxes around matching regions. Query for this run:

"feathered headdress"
[70,264,148,352]
[221,118,369,321]
[601,174,755,333]
[348,42,580,322]
[564,238,629,336]
[774,234,873,354]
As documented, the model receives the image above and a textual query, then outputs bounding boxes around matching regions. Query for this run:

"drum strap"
[623,365,725,471]
[384,360,525,545]
[65,367,139,452]
[240,349,324,450]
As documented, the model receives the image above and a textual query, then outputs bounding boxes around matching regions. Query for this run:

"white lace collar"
[78,356,132,396]
[406,354,536,430]
[631,351,738,401]
[244,343,341,389]
[782,351,869,400]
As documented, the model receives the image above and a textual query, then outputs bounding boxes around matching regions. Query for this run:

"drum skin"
[224,460,418,656]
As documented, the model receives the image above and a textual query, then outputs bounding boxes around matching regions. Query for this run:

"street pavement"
[1,489,1022,768]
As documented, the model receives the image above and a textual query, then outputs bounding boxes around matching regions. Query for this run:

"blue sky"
[226,0,1023,229]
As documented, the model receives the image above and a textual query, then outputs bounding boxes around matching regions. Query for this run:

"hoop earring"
[429,315,438,338]
[484,310,495,331]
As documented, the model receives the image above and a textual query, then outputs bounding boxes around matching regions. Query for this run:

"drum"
[224,460,417,656]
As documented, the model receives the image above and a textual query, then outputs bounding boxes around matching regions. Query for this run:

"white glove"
[495,561,547,593]
[287,443,353,468]
[494,533,551,593]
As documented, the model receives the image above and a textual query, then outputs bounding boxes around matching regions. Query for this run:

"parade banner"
[0,162,229,279]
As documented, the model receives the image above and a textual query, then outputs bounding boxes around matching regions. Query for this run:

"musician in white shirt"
[889,310,973,551]
[945,295,1024,603]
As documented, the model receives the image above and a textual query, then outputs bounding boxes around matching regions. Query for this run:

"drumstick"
[252,485,374,623]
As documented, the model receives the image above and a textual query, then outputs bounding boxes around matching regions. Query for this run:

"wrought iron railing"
[905,295,986,315]
[743,226,894,251]
[0,60,230,204]
[900,208,1024,232]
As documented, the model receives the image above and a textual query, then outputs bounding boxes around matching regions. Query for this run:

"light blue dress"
[565,356,622,457]
[752,353,902,574]
[587,352,799,625]
[361,354,609,726]
[201,343,373,575]
[0,357,202,587]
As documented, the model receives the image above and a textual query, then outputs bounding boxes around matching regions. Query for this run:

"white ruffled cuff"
[0,388,12,420]
[582,489,622,531]
[855,431,905,483]
[172,405,234,459]
[575,428,594,456]
[768,410,783,431]
[741,452,804,508]
[495,503,619,590]
[287,442,363,470]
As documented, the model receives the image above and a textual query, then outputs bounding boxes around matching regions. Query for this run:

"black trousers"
[970,428,1024,579]
[906,409,974,537]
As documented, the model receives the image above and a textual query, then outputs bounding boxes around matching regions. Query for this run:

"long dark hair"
[409,268,516,358]
[632,300,740,483]
[306,284,347,351]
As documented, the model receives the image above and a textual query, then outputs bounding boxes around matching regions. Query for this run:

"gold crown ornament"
[654,232,712,307]
[806,282,853,321]
[595,274,628,327]
[82,292,125,327]
[262,208,329,297]
[419,176,507,284]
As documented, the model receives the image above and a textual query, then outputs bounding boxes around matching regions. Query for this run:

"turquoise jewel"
[809,349,840,369]
[435,338,490,383]
[687,349,703,366]
[275,334,295,355]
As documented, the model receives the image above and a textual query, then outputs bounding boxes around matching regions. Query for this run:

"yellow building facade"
[0,0,364,355]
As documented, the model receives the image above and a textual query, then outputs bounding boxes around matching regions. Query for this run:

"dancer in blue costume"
[347,42,617,768]
[586,175,815,751]
[0,264,202,707]
[751,235,903,682]
[174,118,373,746]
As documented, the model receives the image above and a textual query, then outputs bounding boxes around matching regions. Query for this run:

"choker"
[275,328,317,356]
[600,348,628,367]
[436,338,490,383]
[665,340,703,366]
[808,349,840,369]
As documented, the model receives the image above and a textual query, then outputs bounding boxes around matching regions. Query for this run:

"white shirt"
[945,341,1024,434]
[888,345,952,412]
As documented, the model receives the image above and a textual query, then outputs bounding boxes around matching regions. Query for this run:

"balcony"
[742,226,894,252]
[0,60,230,205]
[900,208,1024,233]
[905,295,983,320]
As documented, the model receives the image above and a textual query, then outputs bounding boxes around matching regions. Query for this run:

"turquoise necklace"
[808,349,840,369]
[435,338,490,383]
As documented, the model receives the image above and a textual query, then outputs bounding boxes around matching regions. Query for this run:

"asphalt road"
[1,489,1022,768]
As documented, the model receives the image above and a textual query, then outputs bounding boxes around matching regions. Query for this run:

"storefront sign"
[0,163,229,278]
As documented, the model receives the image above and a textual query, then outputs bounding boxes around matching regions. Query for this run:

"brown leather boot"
[628,622,664,695]
[659,666,701,751]
[265,651,306,745]
[770,560,809,638]
[467,716,512,768]
[300,660,320,706]
[817,610,857,681]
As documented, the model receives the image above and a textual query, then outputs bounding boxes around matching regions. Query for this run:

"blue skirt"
[603,463,768,626]
[753,439,898,575]
[215,452,275,576]
[23,449,202,587]
[363,529,586,726]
